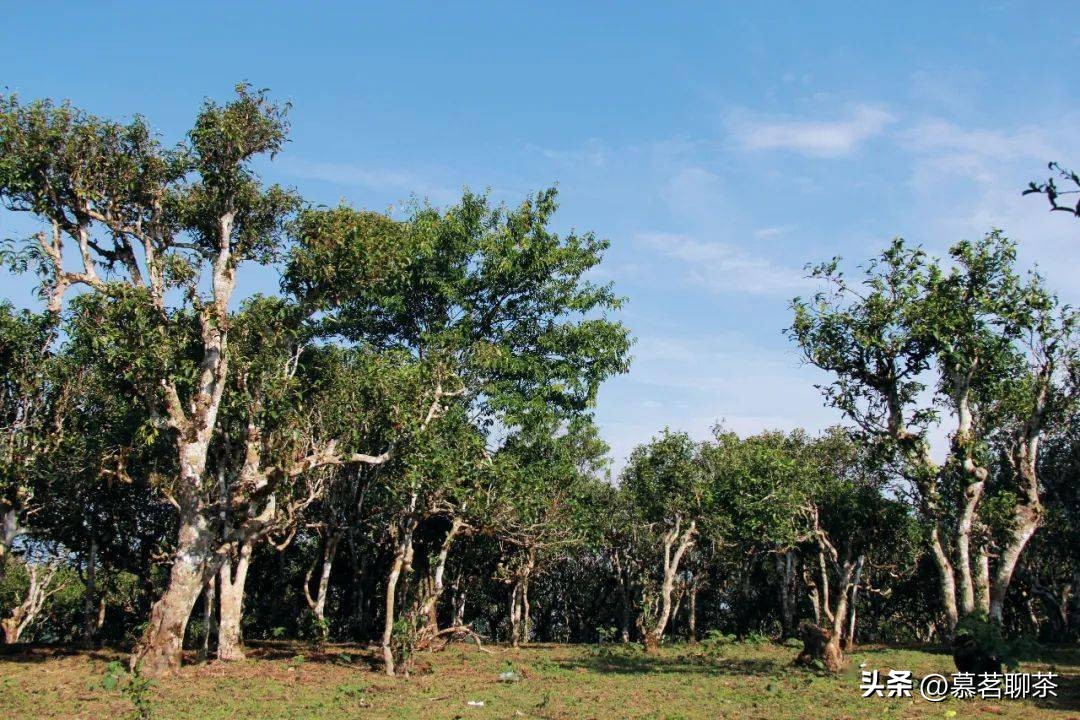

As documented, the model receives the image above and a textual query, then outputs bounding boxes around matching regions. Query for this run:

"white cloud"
[901,120,1058,161]
[754,225,796,238]
[279,158,455,205]
[638,231,813,295]
[730,104,895,157]
[533,139,609,168]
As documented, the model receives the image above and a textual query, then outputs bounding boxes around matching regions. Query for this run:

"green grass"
[0,641,1076,719]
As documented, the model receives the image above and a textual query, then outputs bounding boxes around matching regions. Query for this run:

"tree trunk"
[688,575,698,644]
[644,519,695,652]
[956,464,986,617]
[132,411,226,674]
[2,563,61,644]
[381,518,415,676]
[522,577,531,645]
[304,532,340,634]
[778,551,797,638]
[131,509,216,674]
[217,538,253,661]
[81,534,98,647]
[0,506,19,588]
[417,518,463,634]
[974,547,990,616]
[198,576,215,662]
[990,504,1040,623]
[452,580,466,627]
[803,562,821,626]
[846,555,864,648]
[613,551,632,643]
[795,621,844,673]
[509,581,522,648]
[0,617,18,644]
[928,525,960,631]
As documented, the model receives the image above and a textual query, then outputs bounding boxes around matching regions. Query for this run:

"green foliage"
[100,661,154,720]
[290,187,632,428]
[954,612,1039,671]
[621,430,710,528]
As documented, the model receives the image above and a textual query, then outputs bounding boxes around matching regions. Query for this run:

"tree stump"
[794,621,844,674]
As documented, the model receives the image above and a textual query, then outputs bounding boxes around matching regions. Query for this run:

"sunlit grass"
[1,641,1076,719]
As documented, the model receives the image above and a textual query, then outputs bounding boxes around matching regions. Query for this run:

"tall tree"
[290,190,632,673]
[790,233,1079,631]
[620,430,710,651]
[0,304,61,589]
[0,87,300,673]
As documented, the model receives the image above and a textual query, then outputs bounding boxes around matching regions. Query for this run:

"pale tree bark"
[2,562,64,644]
[795,507,864,673]
[0,506,21,588]
[612,550,633,643]
[974,547,991,616]
[303,531,341,634]
[212,420,387,662]
[450,575,467,628]
[508,582,521,647]
[132,503,219,673]
[506,545,536,648]
[990,426,1044,622]
[521,575,532,645]
[846,555,864,648]
[643,517,695,652]
[217,536,253,661]
[417,517,466,634]
[381,513,417,676]
[802,562,821,626]
[131,212,237,675]
[687,574,698,644]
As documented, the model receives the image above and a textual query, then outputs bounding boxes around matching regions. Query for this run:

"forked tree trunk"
[416,518,464,634]
[2,562,62,644]
[643,518,695,652]
[451,576,467,627]
[797,524,861,673]
[217,538,253,661]
[304,532,340,635]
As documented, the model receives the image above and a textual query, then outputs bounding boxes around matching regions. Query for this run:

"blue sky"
[3,2,1079,470]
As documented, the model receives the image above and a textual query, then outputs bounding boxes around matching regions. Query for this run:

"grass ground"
[0,640,1077,719]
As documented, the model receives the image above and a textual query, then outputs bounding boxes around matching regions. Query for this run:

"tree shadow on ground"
[1030,671,1079,712]
[241,640,384,670]
[555,649,789,678]
[0,643,120,664]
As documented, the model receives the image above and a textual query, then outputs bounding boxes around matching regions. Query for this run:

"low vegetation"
[2,641,1077,719]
